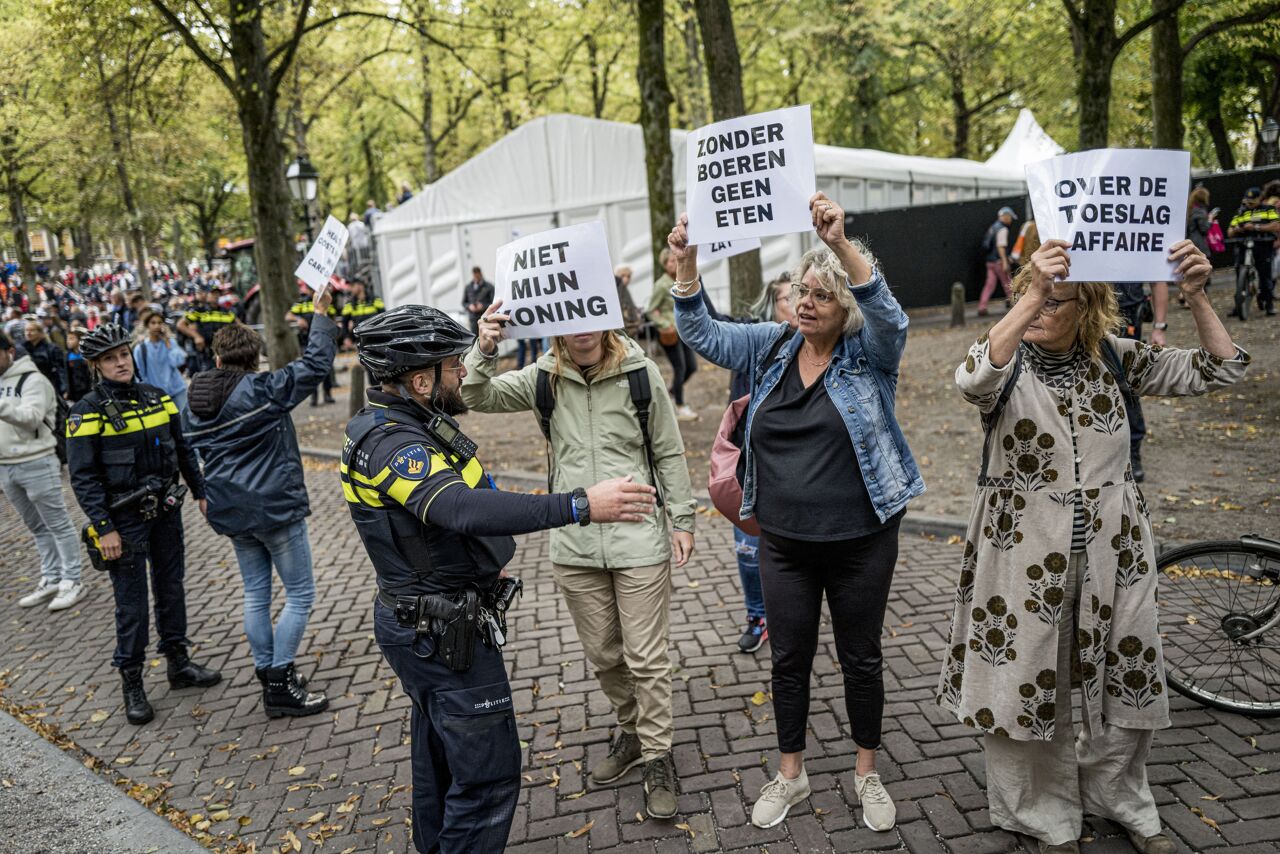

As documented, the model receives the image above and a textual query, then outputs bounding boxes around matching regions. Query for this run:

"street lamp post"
[285,155,320,243]
[1261,118,1280,168]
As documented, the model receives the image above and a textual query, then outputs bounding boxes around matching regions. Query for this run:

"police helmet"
[354,305,475,383]
[80,323,132,360]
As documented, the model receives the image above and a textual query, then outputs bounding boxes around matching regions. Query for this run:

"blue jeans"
[734,528,766,619]
[230,520,316,669]
[516,338,541,369]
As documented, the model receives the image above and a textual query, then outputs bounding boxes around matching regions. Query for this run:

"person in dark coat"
[183,283,338,719]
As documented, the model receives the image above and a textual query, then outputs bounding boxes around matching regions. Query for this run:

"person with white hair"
[666,192,924,832]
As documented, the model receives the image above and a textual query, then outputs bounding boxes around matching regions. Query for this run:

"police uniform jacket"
[67,378,205,537]
[342,391,518,596]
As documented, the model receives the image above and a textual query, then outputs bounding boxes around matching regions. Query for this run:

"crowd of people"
[0,177,1259,854]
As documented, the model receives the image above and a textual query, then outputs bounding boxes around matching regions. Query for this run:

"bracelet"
[673,277,699,294]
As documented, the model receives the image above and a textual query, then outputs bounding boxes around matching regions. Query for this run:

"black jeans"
[1116,308,1148,448]
[375,601,521,853]
[108,509,190,668]
[660,340,697,405]
[759,517,901,753]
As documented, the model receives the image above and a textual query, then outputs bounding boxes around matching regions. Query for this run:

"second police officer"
[345,305,658,853]
[66,323,221,725]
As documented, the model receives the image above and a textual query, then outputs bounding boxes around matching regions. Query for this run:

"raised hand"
[477,300,509,357]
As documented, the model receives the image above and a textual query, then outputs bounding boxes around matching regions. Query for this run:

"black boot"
[256,666,306,689]
[166,648,222,689]
[263,662,328,719]
[120,665,154,725]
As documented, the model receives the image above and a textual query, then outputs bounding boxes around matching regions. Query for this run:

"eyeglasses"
[790,283,836,305]
[1035,296,1078,316]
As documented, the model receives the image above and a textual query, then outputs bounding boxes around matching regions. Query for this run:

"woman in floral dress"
[938,238,1249,854]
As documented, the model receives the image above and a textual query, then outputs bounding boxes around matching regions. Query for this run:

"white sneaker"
[855,771,896,831]
[18,579,58,608]
[676,405,698,422]
[48,580,83,611]
[751,767,810,828]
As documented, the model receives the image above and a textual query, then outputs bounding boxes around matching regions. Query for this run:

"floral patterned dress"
[937,333,1249,742]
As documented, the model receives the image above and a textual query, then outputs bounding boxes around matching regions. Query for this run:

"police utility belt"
[377,576,522,672]
[82,476,187,572]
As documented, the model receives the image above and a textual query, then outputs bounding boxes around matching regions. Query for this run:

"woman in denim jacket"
[669,192,924,832]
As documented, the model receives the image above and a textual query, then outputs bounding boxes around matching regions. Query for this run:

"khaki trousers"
[552,562,673,760]
[984,551,1162,846]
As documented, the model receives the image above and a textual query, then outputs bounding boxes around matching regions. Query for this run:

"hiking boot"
[256,665,306,690]
[737,616,768,654]
[590,730,643,784]
[1038,842,1080,854]
[48,580,83,612]
[262,663,328,718]
[854,770,896,831]
[1125,830,1175,854]
[18,578,58,608]
[642,753,678,819]
[751,767,810,828]
[166,648,222,689]
[120,665,154,725]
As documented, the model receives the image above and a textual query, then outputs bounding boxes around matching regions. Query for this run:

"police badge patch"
[390,444,430,480]
[67,414,83,435]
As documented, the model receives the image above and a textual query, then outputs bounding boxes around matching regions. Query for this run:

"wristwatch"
[1153,322,1168,331]
[572,487,591,526]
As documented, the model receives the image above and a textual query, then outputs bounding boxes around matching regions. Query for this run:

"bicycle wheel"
[1158,535,1280,716]
[1235,267,1252,321]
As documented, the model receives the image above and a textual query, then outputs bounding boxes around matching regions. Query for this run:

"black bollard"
[348,365,365,419]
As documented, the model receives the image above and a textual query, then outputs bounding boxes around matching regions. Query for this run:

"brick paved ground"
[1,467,1278,853]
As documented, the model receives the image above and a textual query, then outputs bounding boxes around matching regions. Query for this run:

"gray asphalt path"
[0,709,206,853]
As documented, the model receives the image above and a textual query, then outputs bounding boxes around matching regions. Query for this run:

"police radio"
[425,412,478,464]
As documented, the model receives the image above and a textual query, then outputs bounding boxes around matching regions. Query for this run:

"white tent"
[985,109,1066,173]
[374,113,1054,313]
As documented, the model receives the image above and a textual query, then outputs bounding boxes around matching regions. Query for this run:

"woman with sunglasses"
[939,239,1248,854]
[667,193,924,832]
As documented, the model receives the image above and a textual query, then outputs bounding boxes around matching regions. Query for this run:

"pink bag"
[707,395,760,536]
[1207,221,1226,254]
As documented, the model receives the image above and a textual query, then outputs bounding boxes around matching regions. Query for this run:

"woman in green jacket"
[462,303,696,821]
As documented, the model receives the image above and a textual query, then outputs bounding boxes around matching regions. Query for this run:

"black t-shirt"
[750,357,886,541]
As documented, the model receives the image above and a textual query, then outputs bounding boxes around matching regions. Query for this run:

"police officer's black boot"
[120,665,154,725]
[166,647,222,689]
[263,663,328,718]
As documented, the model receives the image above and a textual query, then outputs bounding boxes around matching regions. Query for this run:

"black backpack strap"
[626,367,664,508]
[14,371,28,396]
[534,368,554,492]
[979,346,1023,478]
[1099,337,1138,434]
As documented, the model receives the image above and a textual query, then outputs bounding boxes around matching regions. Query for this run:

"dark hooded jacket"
[183,313,337,536]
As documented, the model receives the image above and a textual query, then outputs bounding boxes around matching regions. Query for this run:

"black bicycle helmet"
[354,305,476,383]
[80,323,132,360]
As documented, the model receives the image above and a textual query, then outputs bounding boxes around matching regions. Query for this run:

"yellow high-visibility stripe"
[350,466,393,488]
[459,457,484,487]
[385,476,420,506]
[161,396,178,416]
[355,485,384,507]
[67,406,170,437]
[341,480,359,503]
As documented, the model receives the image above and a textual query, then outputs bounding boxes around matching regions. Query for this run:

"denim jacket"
[674,271,925,523]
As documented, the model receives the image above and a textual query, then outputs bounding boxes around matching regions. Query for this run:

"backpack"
[15,371,69,465]
[980,338,1136,479]
[706,328,796,533]
[534,366,664,507]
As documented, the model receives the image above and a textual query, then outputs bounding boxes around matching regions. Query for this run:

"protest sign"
[294,215,349,297]
[494,221,621,340]
[685,105,816,245]
[699,237,762,263]
[1026,149,1190,282]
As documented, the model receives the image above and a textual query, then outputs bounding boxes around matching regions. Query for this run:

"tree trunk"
[695,0,762,314]
[635,0,675,290]
[1150,0,1184,149]
[98,58,152,300]
[1,124,36,284]
[229,12,299,368]
[1204,92,1236,170]
[951,73,970,159]
[172,217,186,277]
[422,43,437,183]
[1074,4,1117,151]
[681,0,708,128]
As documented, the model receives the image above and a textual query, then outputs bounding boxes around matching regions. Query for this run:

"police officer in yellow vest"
[340,277,384,343]
[345,305,657,852]
[66,323,220,725]
[291,281,339,405]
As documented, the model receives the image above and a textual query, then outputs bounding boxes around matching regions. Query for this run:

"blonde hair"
[1010,265,1122,359]
[788,244,871,337]
[548,329,628,391]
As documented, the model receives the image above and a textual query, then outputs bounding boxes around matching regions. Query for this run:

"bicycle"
[1158,534,1280,716]
[1226,234,1275,322]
